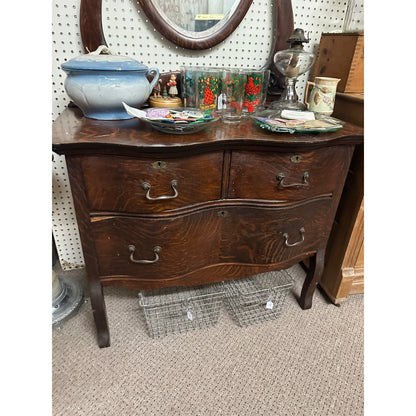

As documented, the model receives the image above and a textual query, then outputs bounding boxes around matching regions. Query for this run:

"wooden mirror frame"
[79,0,293,95]
[137,0,253,50]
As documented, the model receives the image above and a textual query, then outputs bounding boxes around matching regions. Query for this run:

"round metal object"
[52,276,84,328]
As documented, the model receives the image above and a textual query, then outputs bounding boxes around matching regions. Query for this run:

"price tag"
[266,300,274,310]
[217,93,225,110]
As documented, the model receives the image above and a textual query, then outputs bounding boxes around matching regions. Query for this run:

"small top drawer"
[228,147,352,202]
[81,152,223,213]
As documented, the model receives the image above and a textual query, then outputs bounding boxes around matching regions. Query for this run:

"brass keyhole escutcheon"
[290,155,303,163]
[152,161,167,169]
[218,210,228,217]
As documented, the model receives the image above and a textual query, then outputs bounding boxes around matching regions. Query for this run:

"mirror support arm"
[80,0,107,53]
[275,0,295,54]
[262,0,294,96]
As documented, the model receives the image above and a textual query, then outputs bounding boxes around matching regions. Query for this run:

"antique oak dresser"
[52,106,363,347]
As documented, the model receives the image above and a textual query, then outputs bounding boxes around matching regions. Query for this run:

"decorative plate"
[250,113,345,134]
[142,107,220,134]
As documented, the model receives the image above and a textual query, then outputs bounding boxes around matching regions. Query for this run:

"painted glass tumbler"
[196,69,222,113]
[221,69,245,123]
[242,69,270,113]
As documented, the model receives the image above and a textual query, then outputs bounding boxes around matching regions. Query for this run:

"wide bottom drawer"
[92,198,332,281]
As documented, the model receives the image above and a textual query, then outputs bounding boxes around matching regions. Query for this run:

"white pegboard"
[52,0,361,270]
[52,154,85,269]
[100,0,274,71]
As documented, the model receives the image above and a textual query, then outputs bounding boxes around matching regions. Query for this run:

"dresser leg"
[89,281,110,348]
[299,249,325,309]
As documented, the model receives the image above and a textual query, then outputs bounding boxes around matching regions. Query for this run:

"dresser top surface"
[52,107,363,155]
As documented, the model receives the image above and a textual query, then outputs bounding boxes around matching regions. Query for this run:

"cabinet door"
[228,147,353,202]
[82,152,223,214]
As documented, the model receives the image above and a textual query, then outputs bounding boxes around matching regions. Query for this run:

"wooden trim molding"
[79,0,293,63]
[137,0,254,50]
[80,0,107,52]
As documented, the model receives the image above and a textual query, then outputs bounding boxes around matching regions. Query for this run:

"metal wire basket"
[224,270,294,327]
[138,282,225,338]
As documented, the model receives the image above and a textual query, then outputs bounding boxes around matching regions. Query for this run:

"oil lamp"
[270,28,316,111]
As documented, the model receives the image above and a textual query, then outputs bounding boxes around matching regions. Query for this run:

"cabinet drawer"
[228,147,352,201]
[219,199,332,264]
[92,211,223,280]
[92,199,332,281]
[81,153,223,213]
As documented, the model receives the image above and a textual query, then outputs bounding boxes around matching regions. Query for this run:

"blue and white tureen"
[61,45,159,120]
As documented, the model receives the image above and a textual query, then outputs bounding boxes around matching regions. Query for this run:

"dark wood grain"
[92,209,223,280]
[80,0,107,53]
[92,198,331,284]
[263,0,295,95]
[221,150,232,199]
[65,156,110,347]
[81,152,223,213]
[52,107,364,156]
[137,0,254,50]
[53,107,363,348]
[299,248,325,309]
[100,257,315,290]
[228,146,354,202]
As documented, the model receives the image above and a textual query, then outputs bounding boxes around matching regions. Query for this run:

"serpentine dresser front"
[52,107,364,348]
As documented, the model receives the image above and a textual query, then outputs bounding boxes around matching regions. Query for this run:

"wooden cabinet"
[52,107,363,347]
[318,92,364,304]
[313,32,364,93]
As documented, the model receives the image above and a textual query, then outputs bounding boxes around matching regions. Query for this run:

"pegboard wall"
[52,0,363,269]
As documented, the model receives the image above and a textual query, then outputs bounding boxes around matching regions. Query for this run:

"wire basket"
[138,282,224,338]
[224,270,294,327]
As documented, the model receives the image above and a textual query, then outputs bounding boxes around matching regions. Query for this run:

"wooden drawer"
[228,147,352,202]
[92,198,332,281]
[92,210,223,280]
[219,198,332,264]
[81,152,223,214]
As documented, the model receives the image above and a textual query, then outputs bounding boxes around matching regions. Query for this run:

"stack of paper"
[280,110,316,121]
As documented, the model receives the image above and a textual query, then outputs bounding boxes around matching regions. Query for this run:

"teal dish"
[250,114,345,134]
[142,108,220,134]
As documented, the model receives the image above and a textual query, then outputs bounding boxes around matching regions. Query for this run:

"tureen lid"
[61,45,148,72]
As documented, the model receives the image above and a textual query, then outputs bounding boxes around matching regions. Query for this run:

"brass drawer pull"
[128,245,161,264]
[142,179,179,201]
[283,227,305,247]
[276,172,309,187]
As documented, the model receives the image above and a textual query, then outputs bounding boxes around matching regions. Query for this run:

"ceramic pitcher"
[304,77,341,116]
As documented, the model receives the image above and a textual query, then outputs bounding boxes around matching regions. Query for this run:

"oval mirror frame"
[79,0,294,95]
[137,0,253,50]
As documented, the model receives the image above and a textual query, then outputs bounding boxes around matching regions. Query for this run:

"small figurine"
[152,78,162,98]
[149,72,182,108]
[167,74,178,97]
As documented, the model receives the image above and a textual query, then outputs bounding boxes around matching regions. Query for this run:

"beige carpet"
[52,264,363,416]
